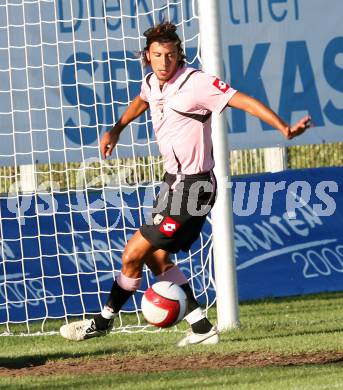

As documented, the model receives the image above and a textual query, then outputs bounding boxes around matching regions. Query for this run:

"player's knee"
[121,247,143,272]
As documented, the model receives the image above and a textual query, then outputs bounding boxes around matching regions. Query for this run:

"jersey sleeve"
[193,72,237,113]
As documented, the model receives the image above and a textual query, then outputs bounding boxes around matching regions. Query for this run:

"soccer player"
[60,22,312,345]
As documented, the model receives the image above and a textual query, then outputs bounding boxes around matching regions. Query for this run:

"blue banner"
[1,167,343,323]
[233,167,343,300]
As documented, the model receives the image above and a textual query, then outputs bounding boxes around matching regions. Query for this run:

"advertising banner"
[0,1,341,166]
[220,0,343,149]
[1,167,342,321]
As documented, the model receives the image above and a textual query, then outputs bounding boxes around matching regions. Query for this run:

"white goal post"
[198,0,239,330]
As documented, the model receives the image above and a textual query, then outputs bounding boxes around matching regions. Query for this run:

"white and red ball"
[141,281,187,328]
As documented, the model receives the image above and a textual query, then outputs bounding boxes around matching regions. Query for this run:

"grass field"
[1,292,343,389]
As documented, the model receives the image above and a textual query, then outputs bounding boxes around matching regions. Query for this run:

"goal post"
[198,0,240,330]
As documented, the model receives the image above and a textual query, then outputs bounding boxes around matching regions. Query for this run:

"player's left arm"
[228,91,312,139]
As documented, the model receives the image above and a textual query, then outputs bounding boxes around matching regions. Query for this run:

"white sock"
[184,307,205,325]
[101,305,117,320]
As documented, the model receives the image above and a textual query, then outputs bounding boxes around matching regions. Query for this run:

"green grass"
[1,292,343,389]
[2,364,343,390]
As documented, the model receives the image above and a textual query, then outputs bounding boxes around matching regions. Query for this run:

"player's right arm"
[100,95,149,159]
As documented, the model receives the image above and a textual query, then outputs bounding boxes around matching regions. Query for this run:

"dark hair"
[141,22,186,68]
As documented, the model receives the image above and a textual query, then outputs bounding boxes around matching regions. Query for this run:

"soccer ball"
[141,281,187,328]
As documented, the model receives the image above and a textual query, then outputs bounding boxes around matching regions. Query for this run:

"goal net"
[0,0,216,334]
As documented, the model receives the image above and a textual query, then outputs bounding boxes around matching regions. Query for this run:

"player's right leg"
[60,230,156,341]
[144,253,219,346]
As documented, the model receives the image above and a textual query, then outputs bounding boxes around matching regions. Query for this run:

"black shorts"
[140,171,217,253]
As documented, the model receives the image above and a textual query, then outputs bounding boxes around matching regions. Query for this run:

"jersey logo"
[153,214,164,225]
[159,217,181,237]
[213,78,230,93]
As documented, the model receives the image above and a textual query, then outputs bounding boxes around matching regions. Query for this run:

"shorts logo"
[153,214,164,225]
[213,78,230,93]
[159,217,180,237]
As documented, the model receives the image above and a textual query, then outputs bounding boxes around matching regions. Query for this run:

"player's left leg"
[140,171,219,345]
